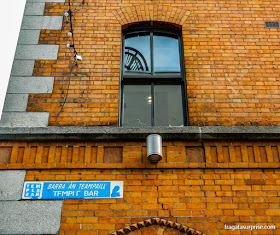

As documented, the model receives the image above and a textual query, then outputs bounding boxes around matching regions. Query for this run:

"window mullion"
[150,31,155,126]
[151,83,155,126]
[150,31,154,76]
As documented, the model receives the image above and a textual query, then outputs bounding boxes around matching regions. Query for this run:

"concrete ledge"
[0,126,279,141]
[3,94,29,112]
[11,60,35,76]
[0,171,26,201]
[0,112,50,127]
[18,30,41,44]
[0,201,62,234]
[15,45,59,60]
[24,3,45,16]
[22,16,63,30]
[7,77,54,94]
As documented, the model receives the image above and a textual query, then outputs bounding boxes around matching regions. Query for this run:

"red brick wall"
[24,0,280,126]
[24,168,280,235]
[1,140,279,234]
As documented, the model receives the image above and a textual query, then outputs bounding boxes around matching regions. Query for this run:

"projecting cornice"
[0,126,279,141]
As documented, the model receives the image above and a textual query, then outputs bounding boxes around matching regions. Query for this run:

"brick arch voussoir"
[112,5,191,26]
[109,218,205,235]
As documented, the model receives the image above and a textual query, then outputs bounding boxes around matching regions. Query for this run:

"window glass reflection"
[154,35,181,72]
[124,34,150,72]
[122,85,152,126]
[154,85,184,126]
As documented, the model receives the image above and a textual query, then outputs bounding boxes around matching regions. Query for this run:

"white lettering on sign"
[47,184,66,190]
[78,183,106,190]
[53,191,74,196]
[68,184,76,189]
[84,190,98,197]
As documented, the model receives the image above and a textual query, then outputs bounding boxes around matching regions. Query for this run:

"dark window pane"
[154,35,181,72]
[154,85,184,126]
[124,34,150,72]
[122,85,152,126]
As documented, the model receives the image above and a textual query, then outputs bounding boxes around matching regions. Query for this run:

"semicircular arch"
[112,5,191,26]
[109,218,205,235]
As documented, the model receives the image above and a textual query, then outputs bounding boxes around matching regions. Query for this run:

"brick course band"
[1,140,280,170]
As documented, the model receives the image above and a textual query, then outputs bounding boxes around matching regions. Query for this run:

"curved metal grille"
[124,47,149,71]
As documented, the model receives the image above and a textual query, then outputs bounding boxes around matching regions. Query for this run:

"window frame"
[119,23,189,127]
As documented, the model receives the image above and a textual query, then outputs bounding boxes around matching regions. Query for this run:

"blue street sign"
[22,181,123,199]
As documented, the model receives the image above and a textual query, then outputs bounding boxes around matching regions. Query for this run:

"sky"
[0,0,26,120]
[125,35,180,72]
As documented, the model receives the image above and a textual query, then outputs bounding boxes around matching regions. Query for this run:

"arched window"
[120,22,187,127]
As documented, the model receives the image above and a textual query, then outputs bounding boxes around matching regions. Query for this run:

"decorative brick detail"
[104,147,123,163]
[204,142,280,164]
[186,147,205,162]
[110,218,205,235]
[0,148,12,164]
[112,5,191,26]
[2,141,280,169]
